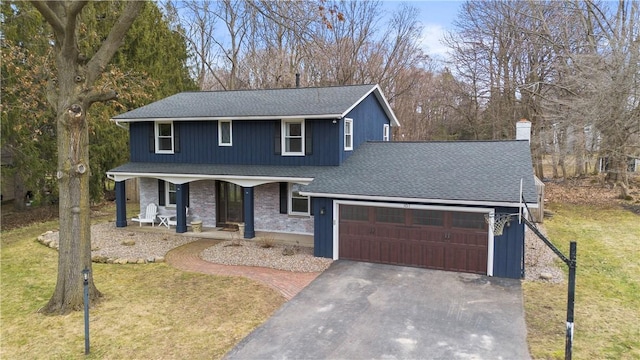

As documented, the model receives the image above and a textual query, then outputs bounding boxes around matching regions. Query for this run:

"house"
[107,84,538,279]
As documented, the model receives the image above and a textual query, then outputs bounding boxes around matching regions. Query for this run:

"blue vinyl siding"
[128,93,389,166]
[313,197,334,258]
[340,93,390,162]
[130,119,341,166]
[492,207,525,279]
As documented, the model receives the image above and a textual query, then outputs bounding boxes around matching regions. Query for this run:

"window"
[375,207,404,224]
[452,212,486,229]
[383,124,390,141]
[340,205,369,221]
[344,118,353,150]
[282,119,305,155]
[155,122,174,153]
[165,182,177,207]
[413,210,444,226]
[288,183,309,216]
[218,120,232,146]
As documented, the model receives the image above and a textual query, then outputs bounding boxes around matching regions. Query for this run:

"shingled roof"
[112,84,399,126]
[301,141,538,206]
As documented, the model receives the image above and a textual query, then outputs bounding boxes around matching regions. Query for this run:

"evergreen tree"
[1,2,58,208]
[2,1,195,206]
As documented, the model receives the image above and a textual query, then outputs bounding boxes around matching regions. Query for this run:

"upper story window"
[282,119,305,156]
[155,122,174,153]
[218,120,232,146]
[288,183,310,216]
[383,124,390,142]
[344,118,353,151]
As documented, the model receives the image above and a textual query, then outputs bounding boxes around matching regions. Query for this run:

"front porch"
[126,223,314,248]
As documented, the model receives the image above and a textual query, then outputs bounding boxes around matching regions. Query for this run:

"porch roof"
[106,162,332,187]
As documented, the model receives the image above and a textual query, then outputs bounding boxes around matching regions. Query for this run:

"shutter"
[173,122,180,153]
[274,120,281,155]
[309,197,314,216]
[149,122,155,153]
[305,120,313,155]
[279,182,288,214]
[158,179,166,206]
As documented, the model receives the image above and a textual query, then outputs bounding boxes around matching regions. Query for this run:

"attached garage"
[304,141,539,279]
[337,204,490,274]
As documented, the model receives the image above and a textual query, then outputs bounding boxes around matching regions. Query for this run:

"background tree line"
[3,0,638,208]
[167,0,638,191]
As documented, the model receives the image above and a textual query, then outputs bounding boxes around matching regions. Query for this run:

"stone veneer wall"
[138,178,158,212]
[254,183,314,234]
[138,178,217,227]
[139,179,312,233]
[189,180,217,227]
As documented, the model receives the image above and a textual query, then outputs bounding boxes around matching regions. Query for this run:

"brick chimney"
[516,118,531,143]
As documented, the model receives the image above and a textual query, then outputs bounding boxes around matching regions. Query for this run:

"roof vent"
[295,73,300,88]
[516,118,531,143]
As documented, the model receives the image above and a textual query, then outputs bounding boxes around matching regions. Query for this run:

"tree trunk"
[574,128,585,177]
[41,53,101,315]
[12,171,27,211]
[30,0,144,315]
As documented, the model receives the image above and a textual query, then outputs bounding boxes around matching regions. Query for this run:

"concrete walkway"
[165,239,321,300]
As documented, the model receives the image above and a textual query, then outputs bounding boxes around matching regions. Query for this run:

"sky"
[381,1,463,60]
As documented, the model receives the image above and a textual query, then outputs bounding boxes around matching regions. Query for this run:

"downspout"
[113,119,128,130]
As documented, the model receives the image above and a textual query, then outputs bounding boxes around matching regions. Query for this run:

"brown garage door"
[339,205,488,274]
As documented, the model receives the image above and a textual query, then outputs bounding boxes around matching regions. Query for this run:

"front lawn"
[1,216,284,359]
[524,203,640,359]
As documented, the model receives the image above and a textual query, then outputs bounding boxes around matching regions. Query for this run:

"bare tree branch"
[30,1,65,37]
[84,89,117,105]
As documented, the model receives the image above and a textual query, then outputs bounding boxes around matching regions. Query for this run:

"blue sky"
[381,1,463,59]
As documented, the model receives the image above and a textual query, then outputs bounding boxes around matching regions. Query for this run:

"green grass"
[1,207,285,359]
[524,204,640,359]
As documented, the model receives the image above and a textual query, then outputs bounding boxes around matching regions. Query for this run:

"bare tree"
[30,1,144,314]
[533,0,639,188]
[165,0,218,89]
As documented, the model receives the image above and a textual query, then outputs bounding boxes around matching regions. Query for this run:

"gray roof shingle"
[112,84,389,121]
[302,141,538,205]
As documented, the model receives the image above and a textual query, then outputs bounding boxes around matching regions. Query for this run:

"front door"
[216,181,244,225]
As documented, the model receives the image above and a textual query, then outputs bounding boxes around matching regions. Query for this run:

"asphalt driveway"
[225,260,530,360]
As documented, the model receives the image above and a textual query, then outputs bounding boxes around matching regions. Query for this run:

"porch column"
[175,183,189,233]
[243,186,255,239]
[115,181,127,227]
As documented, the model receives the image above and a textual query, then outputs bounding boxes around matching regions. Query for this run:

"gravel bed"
[201,240,333,272]
[38,222,332,271]
[39,222,197,263]
[524,223,565,283]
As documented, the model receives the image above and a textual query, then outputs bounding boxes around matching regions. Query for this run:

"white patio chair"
[167,207,189,227]
[131,203,158,227]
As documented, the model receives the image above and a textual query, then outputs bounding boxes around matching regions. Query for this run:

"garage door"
[339,205,488,274]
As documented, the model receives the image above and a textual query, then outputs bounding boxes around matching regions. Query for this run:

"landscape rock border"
[37,230,166,264]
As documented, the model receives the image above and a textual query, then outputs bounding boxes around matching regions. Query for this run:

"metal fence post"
[565,241,577,360]
[82,268,90,355]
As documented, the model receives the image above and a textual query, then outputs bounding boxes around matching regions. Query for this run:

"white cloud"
[418,24,449,59]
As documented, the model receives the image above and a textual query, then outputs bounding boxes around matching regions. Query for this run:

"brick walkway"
[165,239,322,300]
